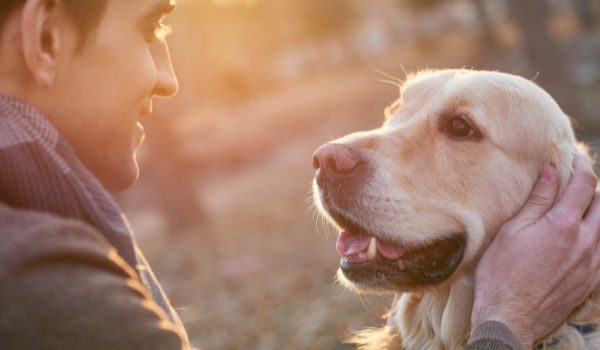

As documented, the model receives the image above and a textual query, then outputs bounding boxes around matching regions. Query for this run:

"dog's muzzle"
[313,142,466,290]
[339,232,466,289]
[329,207,466,290]
[312,143,373,196]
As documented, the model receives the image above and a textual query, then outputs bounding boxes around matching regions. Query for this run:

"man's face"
[47,0,178,191]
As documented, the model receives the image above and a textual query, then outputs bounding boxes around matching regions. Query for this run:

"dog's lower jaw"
[352,276,474,350]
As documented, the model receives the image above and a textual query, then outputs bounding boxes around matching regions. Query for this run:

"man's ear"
[21,0,63,86]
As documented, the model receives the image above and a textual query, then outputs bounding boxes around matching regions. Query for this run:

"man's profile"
[0,0,192,348]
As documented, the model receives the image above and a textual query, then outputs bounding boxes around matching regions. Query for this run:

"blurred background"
[115,0,600,349]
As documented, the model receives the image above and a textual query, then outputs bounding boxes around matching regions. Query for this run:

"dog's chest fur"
[354,278,600,350]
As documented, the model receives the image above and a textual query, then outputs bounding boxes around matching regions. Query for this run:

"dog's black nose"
[312,143,360,174]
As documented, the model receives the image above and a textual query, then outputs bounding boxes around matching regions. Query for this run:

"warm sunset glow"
[212,0,256,7]
[137,1,600,349]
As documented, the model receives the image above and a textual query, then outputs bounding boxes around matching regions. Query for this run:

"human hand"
[471,153,600,349]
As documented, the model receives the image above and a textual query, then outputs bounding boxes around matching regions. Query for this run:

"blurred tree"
[574,0,600,30]
[399,0,497,48]
[506,0,583,124]
[402,0,452,10]
[468,0,496,49]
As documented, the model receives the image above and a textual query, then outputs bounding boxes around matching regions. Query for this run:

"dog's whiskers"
[378,78,402,88]
[357,292,369,311]
[373,68,405,86]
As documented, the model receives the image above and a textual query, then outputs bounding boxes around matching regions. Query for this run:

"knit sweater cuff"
[469,320,524,350]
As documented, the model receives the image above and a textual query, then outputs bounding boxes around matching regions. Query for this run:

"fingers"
[584,191,600,225]
[550,154,597,220]
[591,239,600,293]
[513,164,560,225]
[582,191,600,255]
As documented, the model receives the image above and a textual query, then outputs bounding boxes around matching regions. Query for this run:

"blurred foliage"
[401,0,452,10]
[129,1,600,348]
[294,0,358,40]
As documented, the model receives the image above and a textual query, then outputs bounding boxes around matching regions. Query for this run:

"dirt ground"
[121,32,600,350]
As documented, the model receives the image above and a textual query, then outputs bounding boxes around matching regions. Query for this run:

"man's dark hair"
[0,0,108,47]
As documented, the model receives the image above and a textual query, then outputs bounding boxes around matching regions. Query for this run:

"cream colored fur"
[319,69,597,350]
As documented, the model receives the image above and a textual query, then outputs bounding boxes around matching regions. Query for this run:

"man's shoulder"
[0,201,107,241]
[0,203,192,350]
[0,202,112,272]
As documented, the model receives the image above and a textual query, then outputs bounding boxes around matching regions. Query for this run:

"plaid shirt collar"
[0,95,136,263]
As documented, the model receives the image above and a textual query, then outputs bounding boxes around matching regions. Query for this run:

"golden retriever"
[312,69,597,350]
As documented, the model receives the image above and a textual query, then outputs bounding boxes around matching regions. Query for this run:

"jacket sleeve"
[463,321,524,350]
[0,216,196,350]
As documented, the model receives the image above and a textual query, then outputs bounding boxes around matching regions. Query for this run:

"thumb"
[513,165,560,225]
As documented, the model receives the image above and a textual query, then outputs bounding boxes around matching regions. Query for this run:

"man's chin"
[94,159,140,192]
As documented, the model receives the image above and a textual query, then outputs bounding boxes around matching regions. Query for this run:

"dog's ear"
[545,142,592,193]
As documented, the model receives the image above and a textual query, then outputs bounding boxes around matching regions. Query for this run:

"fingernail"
[538,165,555,183]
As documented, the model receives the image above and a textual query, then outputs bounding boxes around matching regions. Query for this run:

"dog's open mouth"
[332,212,466,289]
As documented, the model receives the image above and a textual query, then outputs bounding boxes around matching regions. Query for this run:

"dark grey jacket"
[0,203,194,349]
[0,96,194,349]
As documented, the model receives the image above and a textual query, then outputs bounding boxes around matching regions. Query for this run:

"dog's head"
[313,69,579,293]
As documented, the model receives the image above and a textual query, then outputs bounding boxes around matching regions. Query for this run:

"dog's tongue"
[336,231,407,260]
[378,241,406,260]
[336,231,371,256]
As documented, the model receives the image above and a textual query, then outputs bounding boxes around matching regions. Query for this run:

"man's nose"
[312,143,361,174]
[152,40,179,98]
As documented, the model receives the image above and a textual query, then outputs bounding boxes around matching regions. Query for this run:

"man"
[0,0,193,349]
[0,1,597,349]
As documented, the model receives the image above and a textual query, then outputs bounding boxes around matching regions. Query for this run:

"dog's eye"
[445,116,476,138]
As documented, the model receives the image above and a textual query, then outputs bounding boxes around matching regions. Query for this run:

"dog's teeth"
[367,237,377,260]
[397,260,405,270]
